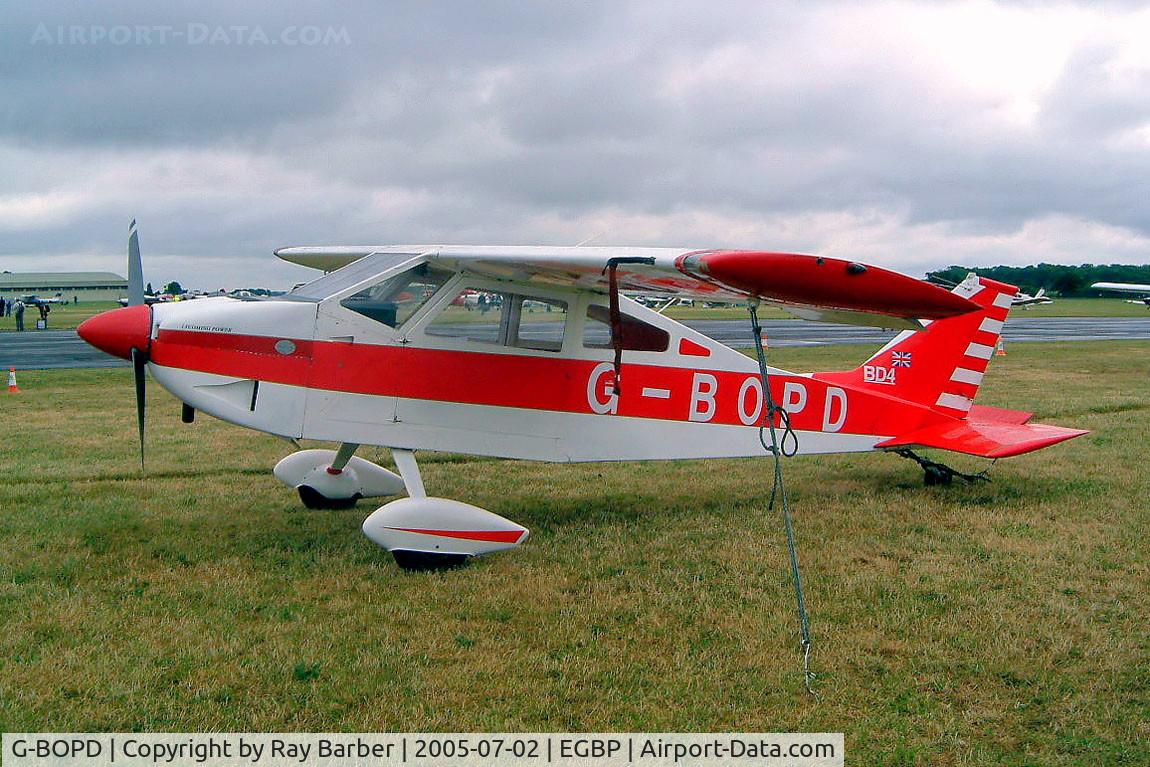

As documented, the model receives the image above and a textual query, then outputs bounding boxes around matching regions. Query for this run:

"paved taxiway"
[2,316,1149,370]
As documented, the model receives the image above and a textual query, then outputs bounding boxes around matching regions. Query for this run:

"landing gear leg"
[387,449,469,571]
[361,449,528,571]
[391,448,426,498]
[892,448,992,486]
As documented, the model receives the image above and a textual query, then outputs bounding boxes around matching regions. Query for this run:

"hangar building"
[0,271,128,302]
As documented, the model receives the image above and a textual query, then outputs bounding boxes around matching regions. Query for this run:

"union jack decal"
[891,351,913,368]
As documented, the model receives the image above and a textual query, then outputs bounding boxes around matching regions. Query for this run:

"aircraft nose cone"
[77,305,152,360]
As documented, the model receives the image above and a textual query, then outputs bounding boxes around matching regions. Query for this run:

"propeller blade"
[127,219,145,307]
[132,347,147,470]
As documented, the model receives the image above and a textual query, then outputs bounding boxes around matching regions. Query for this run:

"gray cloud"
[1,0,1149,289]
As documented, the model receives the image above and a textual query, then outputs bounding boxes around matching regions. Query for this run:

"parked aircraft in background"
[1091,281,1150,306]
[77,223,1087,571]
[1010,288,1054,308]
[119,293,163,306]
[119,291,211,307]
[20,294,63,306]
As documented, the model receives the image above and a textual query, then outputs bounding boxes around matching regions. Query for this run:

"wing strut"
[603,256,655,398]
[748,300,817,698]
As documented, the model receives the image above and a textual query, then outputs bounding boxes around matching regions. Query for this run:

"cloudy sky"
[2,1,1149,290]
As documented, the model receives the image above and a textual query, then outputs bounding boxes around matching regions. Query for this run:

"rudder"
[815,273,1016,417]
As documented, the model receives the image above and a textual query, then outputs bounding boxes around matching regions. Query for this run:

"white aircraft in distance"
[1090,281,1150,307]
[20,293,63,306]
[118,291,210,306]
[77,222,1086,570]
[1010,288,1054,308]
[118,293,162,306]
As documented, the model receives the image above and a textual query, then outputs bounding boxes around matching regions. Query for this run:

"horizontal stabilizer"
[877,419,1087,459]
[966,404,1033,425]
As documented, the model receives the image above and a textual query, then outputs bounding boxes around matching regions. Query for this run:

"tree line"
[926,263,1150,296]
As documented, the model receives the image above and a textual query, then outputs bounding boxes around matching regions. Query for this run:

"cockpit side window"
[425,289,504,344]
[339,263,453,328]
[422,287,567,352]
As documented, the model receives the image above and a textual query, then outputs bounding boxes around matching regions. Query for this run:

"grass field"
[0,342,1147,765]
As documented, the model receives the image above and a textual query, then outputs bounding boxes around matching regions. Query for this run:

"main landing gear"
[274,445,529,571]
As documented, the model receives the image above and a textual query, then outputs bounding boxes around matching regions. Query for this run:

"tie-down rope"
[748,300,817,698]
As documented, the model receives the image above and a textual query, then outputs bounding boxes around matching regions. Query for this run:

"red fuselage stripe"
[151,329,947,434]
[390,527,526,543]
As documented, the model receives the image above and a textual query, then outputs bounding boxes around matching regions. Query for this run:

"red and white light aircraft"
[78,224,1087,569]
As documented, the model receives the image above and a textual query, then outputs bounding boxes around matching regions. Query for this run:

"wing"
[276,244,978,329]
[1091,281,1150,294]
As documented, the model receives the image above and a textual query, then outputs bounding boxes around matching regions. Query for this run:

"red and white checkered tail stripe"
[932,275,1013,417]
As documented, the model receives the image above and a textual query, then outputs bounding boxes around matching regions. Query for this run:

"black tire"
[923,465,952,486]
[391,550,470,571]
[297,485,361,510]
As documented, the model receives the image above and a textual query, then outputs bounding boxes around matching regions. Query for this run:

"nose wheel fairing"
[273,448,405,508]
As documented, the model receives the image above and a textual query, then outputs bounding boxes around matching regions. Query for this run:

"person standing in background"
[14,299,25,331]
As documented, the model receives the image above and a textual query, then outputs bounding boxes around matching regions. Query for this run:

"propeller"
[132,346,147,470]
[127,219,145,307]
[127,219,149,469]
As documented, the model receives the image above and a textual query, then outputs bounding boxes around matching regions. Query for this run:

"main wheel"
[391,550,470,571]
[297,485,361,510]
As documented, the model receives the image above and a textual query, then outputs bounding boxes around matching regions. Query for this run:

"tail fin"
[815,273,1016,418]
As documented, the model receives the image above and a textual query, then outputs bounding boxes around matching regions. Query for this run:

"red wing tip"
[686,250,978,319]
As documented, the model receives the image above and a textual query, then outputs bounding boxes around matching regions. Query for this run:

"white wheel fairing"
[273,449,405,499]
[362,497,529,556]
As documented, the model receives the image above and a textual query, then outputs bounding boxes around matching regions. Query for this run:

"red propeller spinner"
[77,305,152,361]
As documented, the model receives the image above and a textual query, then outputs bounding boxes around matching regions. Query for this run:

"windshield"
[340,263,454,328]
[288,252,423,299]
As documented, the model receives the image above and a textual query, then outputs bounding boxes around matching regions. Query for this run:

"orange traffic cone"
[761,330,769,350]
[995,339,1006,357]
[7,366,19,393]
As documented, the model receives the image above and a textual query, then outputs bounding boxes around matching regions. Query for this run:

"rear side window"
[511,296,567,351]
[340,263,453,328]
[583,304,669,351]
